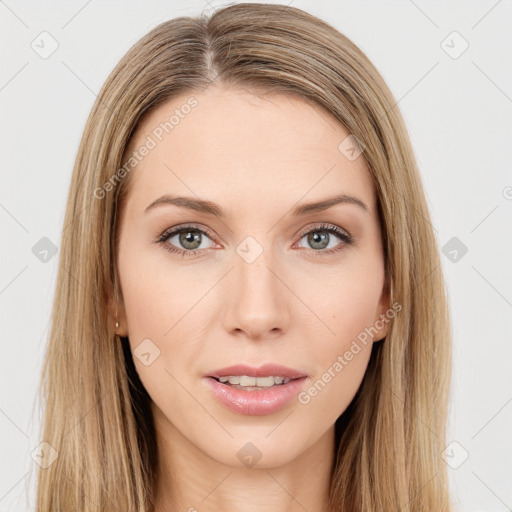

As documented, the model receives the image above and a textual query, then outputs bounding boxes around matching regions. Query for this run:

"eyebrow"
[144,193,369,217]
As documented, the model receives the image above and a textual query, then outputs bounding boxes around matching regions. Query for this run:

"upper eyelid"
[296,223,350,239]
[159,223,216,242]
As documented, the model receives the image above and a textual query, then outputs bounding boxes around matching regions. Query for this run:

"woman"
[35,3,453,511]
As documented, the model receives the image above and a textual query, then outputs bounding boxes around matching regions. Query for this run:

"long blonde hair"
[35,3,453,511]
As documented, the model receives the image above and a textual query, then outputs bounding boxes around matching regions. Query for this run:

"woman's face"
[114,84,390,468]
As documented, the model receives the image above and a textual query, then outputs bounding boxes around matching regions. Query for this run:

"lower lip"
[205,377,308,416]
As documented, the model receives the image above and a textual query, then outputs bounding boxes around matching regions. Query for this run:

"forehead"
[121,85,376,216]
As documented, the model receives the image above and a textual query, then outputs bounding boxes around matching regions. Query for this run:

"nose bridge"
[224,235,290,338]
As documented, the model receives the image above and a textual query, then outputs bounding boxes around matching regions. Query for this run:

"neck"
[151,404,335,512]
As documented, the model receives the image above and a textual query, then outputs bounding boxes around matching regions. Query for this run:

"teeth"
[217,375,292,387]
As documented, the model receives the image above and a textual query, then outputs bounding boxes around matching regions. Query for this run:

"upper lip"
[207,364,307,380]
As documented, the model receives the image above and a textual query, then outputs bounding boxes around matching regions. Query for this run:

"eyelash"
[156,223,353,259]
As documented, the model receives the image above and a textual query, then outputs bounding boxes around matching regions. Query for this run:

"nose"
[222,248,291,341]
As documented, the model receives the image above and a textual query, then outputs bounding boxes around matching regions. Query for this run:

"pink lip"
[206,363,307,380]
[205,376,308,416]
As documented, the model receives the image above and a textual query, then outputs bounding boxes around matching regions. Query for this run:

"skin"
[110,84,390,512]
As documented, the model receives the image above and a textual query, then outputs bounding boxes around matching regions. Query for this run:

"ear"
[373,274,391,342]
[107,283,129,337]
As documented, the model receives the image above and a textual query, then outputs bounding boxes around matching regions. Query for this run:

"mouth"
[208,375,301,391]
[206,363,308,390]
[204,364,308,415]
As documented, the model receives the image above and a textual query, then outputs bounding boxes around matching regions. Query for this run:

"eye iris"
[179,230,201,250]
[308,231,329,250]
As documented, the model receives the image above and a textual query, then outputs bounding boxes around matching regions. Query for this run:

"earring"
[115,313,121,340]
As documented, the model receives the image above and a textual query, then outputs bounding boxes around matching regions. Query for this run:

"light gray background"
[1,1,511,511]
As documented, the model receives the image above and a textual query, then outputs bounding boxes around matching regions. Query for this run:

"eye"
[295,223,352,256]
[157,224,216,258]
[156,222,353,258]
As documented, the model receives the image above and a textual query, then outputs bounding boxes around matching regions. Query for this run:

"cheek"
[295,272,379,419]
[296,255,385,349]
[298,342,372,428]
[117,248,207,418]
[118,241,200,342]
[292,259,383,417]
[117,241,217,395]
